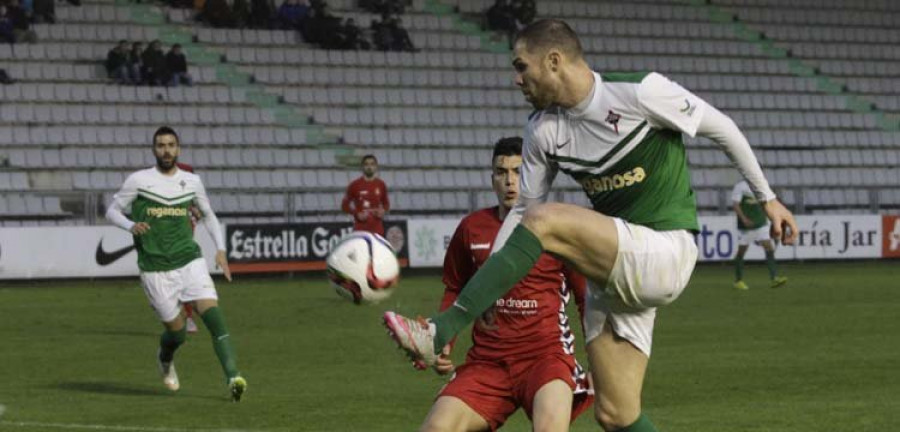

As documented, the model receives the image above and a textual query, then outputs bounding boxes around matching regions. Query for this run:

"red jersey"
[341,176,390,236]
[441,207,587,362]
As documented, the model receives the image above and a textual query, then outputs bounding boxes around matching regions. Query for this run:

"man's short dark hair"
[361,154,377,164]
[153,126,180,146]
[514,19,583,59]
[492,137,523,165]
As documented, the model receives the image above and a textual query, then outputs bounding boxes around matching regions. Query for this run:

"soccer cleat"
[383,311,438,369]
[228,376,247,402]
[185,317,198,334]
[733,280,749,291]
[770,276,788,288]
[157,350,180,392]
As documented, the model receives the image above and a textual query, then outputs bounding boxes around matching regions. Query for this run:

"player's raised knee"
[522,202,568,238]
[593,400,633,431]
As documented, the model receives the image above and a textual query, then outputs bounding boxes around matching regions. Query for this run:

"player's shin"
[765,250,777,279]
[200,307,240,379]
[431,225,543,351]
[159,327,187,362]
[613,413,658,432]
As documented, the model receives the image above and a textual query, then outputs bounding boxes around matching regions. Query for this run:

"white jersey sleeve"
[192,176,227,251]
[637,72,707,137]
[731,181,750,203]
[106,173,139,231]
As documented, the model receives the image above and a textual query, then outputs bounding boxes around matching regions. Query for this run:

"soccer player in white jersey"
[731,180,787,290]
[384,19,797,431]
[106,126,247,402]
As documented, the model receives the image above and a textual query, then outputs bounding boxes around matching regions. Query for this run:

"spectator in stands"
[31,0,53,23]
[141,40,168,86]
[201,0,236,28]
[276,0,308,31]
[342,155,390,236]
[388,16,414,52]
[0,5,15,44]
[371,14,394,51]
[303,0,342,48]
[0,68,14,84]
[128,42,145,84]
[360,0,405,16]
[339,18,369,50]
[106,40,136,85]
[486,0,516,34]
[166,43,193,86]
[512,0,534,26]
[9,0,37,43]
[249,0,273,28]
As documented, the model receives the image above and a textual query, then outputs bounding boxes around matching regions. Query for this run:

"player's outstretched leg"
[762,241,787,288]
[157,325,186,391]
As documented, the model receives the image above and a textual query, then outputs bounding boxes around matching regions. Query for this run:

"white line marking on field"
[0,421,263,432]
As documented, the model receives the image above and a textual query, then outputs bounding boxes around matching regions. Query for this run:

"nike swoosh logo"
[96,239,136,266]
[556,139,570,149]
[680,99,693,113]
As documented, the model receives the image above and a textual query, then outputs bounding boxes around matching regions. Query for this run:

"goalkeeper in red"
[106,126,247,402]
[385,19,798,431]
[413,137,592,432]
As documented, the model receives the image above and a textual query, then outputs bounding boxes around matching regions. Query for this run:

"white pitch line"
[0,421,263,432]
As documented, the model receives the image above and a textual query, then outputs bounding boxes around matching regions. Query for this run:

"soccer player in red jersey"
[341,155,390,236]
[417,137,592,432]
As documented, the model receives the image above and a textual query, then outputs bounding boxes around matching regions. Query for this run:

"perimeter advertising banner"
[0,225,221,279]
[226,221,409,273]
[406,214,894,268]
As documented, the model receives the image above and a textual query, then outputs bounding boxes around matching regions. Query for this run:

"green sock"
[735,255,744,281]
[765,250,777,279]
[431,225,543,352]
[614,413,658,432]
[200,307,240,380]
[159,327,186,363]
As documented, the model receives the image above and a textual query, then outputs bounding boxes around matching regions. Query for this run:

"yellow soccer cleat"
[770,276,788,288]
[228,376,247,402]
[733,280,749,291]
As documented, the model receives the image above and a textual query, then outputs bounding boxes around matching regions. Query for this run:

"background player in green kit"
[731,180,787,290]
[384,19,798,431]
[106,126,247,402]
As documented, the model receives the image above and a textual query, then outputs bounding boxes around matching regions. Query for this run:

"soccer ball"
[326,232,400,304]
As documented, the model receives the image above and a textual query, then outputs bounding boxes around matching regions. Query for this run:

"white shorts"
[583,218,698,356]
[140,258,217,322]
[738,225,771,246]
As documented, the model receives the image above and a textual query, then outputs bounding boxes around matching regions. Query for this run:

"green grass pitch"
[0,261,897,431]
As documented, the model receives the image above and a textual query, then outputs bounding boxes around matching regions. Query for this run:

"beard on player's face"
[156,154,177,170]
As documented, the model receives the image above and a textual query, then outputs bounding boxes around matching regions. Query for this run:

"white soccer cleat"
[383,311,438,369]
[157,350,180,392]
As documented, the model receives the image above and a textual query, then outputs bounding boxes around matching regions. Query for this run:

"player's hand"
[740,216,753,227]
[356,211,369,221]
[433,346,454,375]
[190,206,204,221]
[763,199,798,245]
[131,222,150,236]
[215,250,232,282]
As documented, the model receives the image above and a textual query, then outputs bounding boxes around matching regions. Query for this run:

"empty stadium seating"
[0,0,898,226]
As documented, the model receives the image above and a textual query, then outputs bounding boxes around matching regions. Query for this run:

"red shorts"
[438,352,593,431]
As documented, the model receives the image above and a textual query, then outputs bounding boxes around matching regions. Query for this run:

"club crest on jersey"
[179,180,186,190]
[605,110,622,134]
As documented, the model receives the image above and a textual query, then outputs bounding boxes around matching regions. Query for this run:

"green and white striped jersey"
[522,71,705,231]
[731,181,768,230]
[110,167,214,272]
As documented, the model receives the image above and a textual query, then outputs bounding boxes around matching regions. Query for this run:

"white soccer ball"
[326,232,400,304]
